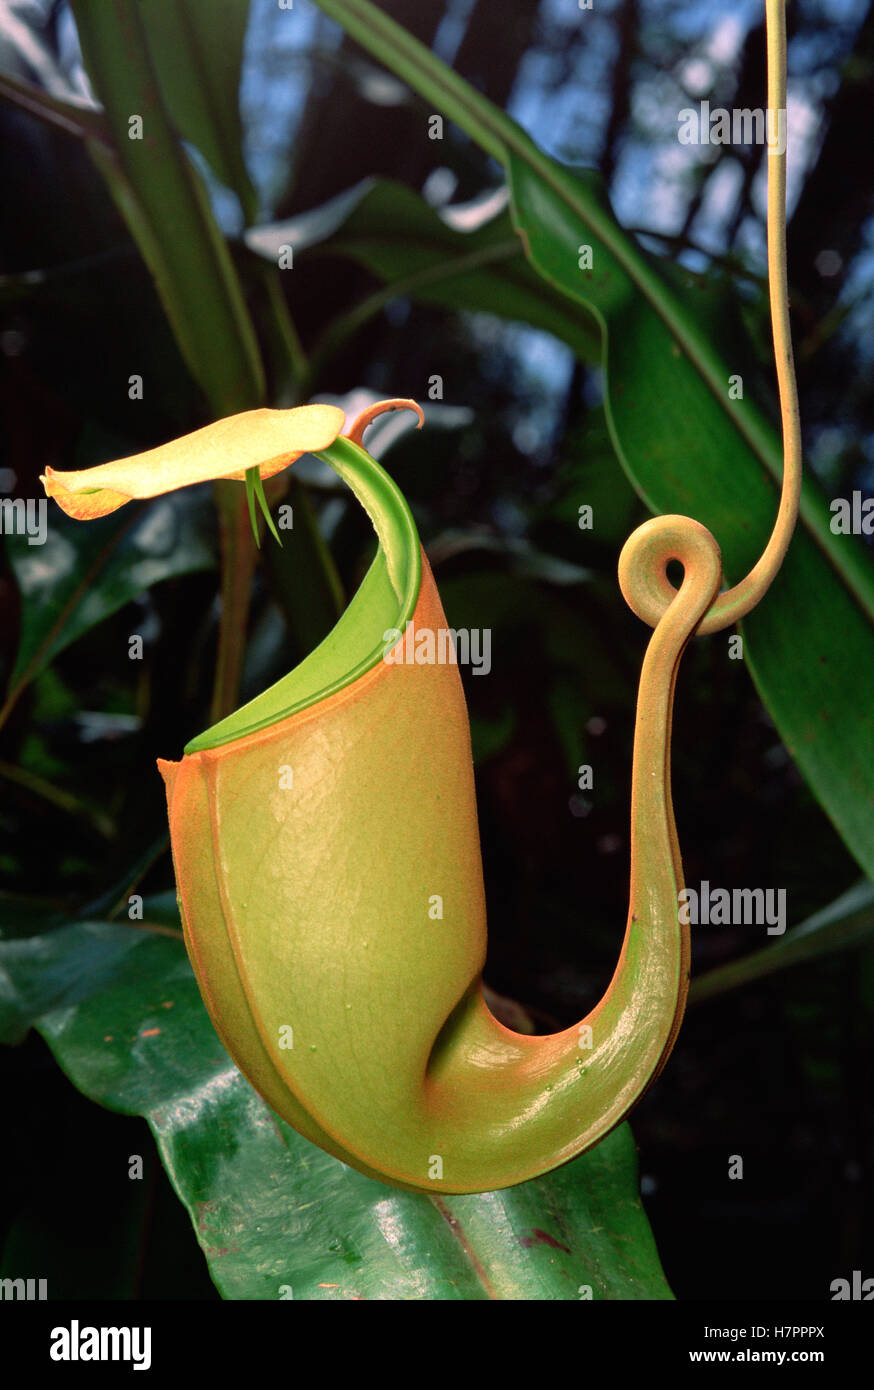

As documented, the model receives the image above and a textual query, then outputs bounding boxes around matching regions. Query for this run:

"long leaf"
[310,0,874,882]
[70,0,263,415]
[138,0,257,221]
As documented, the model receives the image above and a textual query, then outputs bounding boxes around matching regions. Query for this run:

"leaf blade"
[71,0,264,415]
[138,0,257,220]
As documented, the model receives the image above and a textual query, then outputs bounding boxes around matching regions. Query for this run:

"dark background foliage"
[1,0,872,1298]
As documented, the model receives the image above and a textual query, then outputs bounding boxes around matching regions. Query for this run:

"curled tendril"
[621,0,800,635]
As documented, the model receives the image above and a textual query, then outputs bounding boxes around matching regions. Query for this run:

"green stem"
[261,269,310,401]
[212,481,260,723]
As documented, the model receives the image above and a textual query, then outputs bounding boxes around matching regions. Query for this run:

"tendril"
[621,0,800,635]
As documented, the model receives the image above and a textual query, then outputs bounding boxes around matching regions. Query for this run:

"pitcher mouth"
[182,436,422,757]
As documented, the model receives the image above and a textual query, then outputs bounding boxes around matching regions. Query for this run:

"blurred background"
[0,0,872,1299]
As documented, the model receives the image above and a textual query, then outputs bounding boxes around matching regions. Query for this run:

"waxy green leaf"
[70,0,263,415]
[137,0,257,221]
